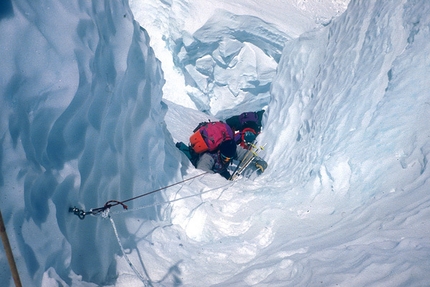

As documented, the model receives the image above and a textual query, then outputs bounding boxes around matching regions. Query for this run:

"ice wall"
[256,1,430,284]
[129,0,349,116]
[173,10,289,117]
[264,0,430,199]
[0,0,179,284]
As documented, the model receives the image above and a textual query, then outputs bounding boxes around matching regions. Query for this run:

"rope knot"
[104,200,128,210]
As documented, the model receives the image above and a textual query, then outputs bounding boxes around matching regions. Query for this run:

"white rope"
[108,212,150,286]
[104,179,234,285]
[109,180,234,215]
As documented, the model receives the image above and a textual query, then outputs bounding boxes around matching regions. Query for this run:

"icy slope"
[164,0,430,285]
[258,0,430,285]
[1,0,430,286]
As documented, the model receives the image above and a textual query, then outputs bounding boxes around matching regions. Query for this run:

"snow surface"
[1,0,430,286]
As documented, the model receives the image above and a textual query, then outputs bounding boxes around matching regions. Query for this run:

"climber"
[176,139,267,180]
[175,120,267,180]
[195,139,242,179]
[225,110,264,148]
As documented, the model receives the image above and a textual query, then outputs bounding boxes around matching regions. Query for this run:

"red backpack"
[190,121,234,153]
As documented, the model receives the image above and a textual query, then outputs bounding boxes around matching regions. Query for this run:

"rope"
[70,174,233,284]
[108,212,150,286]
[69,172,208,220]
[105,180,233,284]
[109,180,234,216]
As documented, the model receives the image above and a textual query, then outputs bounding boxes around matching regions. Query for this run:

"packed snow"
[1,0,430,286]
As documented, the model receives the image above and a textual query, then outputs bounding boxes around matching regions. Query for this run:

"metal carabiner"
[69,206,86,220]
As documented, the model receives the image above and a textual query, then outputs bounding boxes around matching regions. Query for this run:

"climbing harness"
[69,172,208,220]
